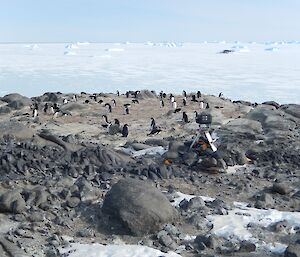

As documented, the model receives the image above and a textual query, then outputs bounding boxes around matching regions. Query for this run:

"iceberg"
[265,47,279,52]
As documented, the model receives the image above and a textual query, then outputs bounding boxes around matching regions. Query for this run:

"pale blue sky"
[0,0,299,42]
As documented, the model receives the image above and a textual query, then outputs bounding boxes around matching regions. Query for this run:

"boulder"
[281,104,300,119]
[108,124,121,135]
[272,183,293,195]
[42,92,59,102]
[102,178,177,236]
[0,190,26,213]
[225,118,263,134]
[137,90,157,99]
[262,101,280,109]
[284,244,300,257]
[0,106,11,114]
[1,93,31,105]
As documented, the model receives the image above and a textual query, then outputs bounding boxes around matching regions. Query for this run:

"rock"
[43,92,59,102]
[108,124,121,135]
[158,234,178,250]
[180,197,205,211]
[284,244,300,257]
[262,101,280,109]
[272,182,292,195]
[1,93,31,105]
[102,178,177,236]
[225,118,263,134]
[145,138,169,147]
[78,228,95,237]
[255,193,275,209]
[7,100,26,110]
[239,240,256,252]
[60,103,86,111]
[129,143,151,151]
[281,104,300,119]
[0,106,11,114]
[163,151,179,160]
[137,90,156,99]
[0,190,26,213]
[67,197,80,208]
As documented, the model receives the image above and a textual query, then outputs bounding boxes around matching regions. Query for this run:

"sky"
[0,0,299,43]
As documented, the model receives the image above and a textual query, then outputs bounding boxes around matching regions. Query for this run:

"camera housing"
[196,113,212,125]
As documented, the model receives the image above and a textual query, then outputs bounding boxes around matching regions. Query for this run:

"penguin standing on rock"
[194,111,198,119]
[32,103,38,118]
[182,112,189,123]
[112,99,116,107]
[160,99,164,108]
[206,103,210,109]
[191,95,198,102]
[122,124,129,137]
[124,104,130,114]
[183,90,187,97]
[105,103,112,113]
[182,98,187,106]
[43,103,48,113]
[101,115,111,128]
[172,100,177,109]
[114,119,120,125]
[117,90,120,96]
[150,117,156,130]
[197,91,201,98]
[219,92,223,97]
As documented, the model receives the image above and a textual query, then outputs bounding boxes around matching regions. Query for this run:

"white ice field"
[0,41,300,104]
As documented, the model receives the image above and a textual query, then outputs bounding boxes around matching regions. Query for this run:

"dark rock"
[102,178,177,236]
[0,106,11,114]
[272,183,292,195]
[239,240,256,252]
[7,100,26,110]
[67,197,80,208]
[284,244,300,257]
[0,190,26,213]
[281,104,300,119]
[262,101,280,109]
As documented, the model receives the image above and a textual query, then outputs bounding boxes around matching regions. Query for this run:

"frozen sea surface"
[0,42,299,103]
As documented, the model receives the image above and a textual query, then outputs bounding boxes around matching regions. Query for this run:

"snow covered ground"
[0,42,300,103]
[59,243,182,257]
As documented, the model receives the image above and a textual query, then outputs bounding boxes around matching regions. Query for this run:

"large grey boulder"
[102,178,177,236]
[284,244,300,257]
[0,190,26,213]
[224,118,263,134]
[281,104,300,119]
[1,93,31,105]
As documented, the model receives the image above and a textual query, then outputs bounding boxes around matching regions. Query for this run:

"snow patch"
[59,243,182,257]
[64,51,77,56]
[265,47,279,52]
[65,44,79,49]
[105,48,124,52]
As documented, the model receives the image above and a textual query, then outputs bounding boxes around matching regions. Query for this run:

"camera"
[196,113,212,125]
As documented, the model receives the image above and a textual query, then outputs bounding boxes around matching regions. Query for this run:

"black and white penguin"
[173,108,181,113]
[32,103,38,118]
[197,91,201,98]
[98,99,103,104]
[219,92,223,97]
[124,106,129,114]
[126,91,130,98]
[160,91,163,99]
[105,103,112,113]
[112,99,116,107]
[194,111,198,119]
[150,117,156,130]
[63,98,68,104]
[147,126,162,136]
[85,99,90,104]
[172,100,177,109]
[114,119,120,125]
[183,90,187,97]
[162,93,167,98]
[132,99,139,104]
[182,112,189,123]
[183,98,187,106]
[43,103,48,113]
[133,91,140,98]
[117,90,120,96]
[73,95,77,101]
[191,95,198,102]
[122,124,129,137]
[101,115,111,128]
[206,103,210,109]
[160,99,164,108]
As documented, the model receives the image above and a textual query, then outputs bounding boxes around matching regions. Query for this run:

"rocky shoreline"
[0,91,299,257]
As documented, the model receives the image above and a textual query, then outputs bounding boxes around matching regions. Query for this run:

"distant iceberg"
[25,44,38,50]
[265,47,279,52]
[65,44,78,49]
[76,42,90,46]
[105,48,124,52]
[153,42,183,48]
[64,51,77,56]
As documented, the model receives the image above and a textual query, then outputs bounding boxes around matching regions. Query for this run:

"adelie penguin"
[124,106,129,115]
[116,90,120,96]
[206,103,210,109]
[197,91,201,98]
[43,103,48,113]
[114,119,120,125]
[122,124,129,137]
[132,99,139,104]
[182,98,187,106]
[105,103,112,113]
[182,90,187,97]
[111,99,116,107]
[150,117,156,130]
[101,115,111,128]
[182,112,189,123]
[191,95,198,102]
[219,92,223,97]
[126,91,130,98]
[160,99,164,108]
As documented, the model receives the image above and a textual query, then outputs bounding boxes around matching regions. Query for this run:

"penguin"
[160,99,164,108]
[172,101,177,109]
[194,111,198,119]
[89,94,97,101]
[132,99,139,104]
[162,93,167,98]
[170,95,175,103]
[63,98,68,104]
[105,103,112,113]
[73,95,77,101]
[191,95,198,102]
[122,124,129,137]
[85,100,90,104]
[197,91,201,98]
[43,103,48,113]
[98,99,103,104]
[150,118,156,130]
[147,126,162,136]
[32,108,38,118]
[183,90,187,97]
[133,91,140,98]
[182,112,189,123]
[219,92,223,97]
[206,103,210,109]
[199,101,204,109]
[112,99,116,107]
[173,108,181,113]
[50,106,55,114]
[53,103,59,113]
[183,98,187,106]
[124,106,129,114]
[117,90,120,96]
[126,91,130,98]
[114,119,120,125]
[101,115,111,128]
[159,91,163,99]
